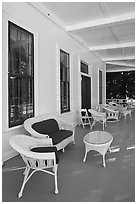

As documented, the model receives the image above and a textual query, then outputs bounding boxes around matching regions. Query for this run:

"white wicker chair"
[9,134,59,198]
[88,109,106,130]
[102,105,119,122]
[80,109,92,128]
[24,114,76,152]
[119,108,132,120]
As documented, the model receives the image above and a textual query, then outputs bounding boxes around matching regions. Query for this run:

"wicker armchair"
[102,105,119,122]
[88,109,107,130]
[9,134,59,198]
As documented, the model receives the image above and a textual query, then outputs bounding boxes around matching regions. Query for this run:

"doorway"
[81,75,91,109]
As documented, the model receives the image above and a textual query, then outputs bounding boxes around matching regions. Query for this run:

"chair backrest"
[102,107,119,120]
[32,119,59,136]
[95,104,105,112]
[116,104,127,111]
[81,109,89,117]
[108,102,127,111]
[106,104,117,111]
[109,101,117,106]
[24,114,61,139]
[88,109,106,118]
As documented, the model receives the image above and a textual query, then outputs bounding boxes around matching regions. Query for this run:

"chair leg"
[88,119,92,128]
[102,154,106,167]
[18,166,30,198]
[129,112,132,120]
[108,147,112,152]
[54,165,59,194]
[81,120,84,128]
[103,120,106,130]
[91,120,95,129]
[83,147,88,162]
[23,166,29,175]
[124,114,127,120]
[103,123,104,131]
[73,139,75,144]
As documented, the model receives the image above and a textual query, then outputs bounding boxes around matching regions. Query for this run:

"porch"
[2,109,135,202]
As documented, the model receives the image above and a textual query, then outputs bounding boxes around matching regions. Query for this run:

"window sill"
[60,111,72,116]
[3,124,23,133]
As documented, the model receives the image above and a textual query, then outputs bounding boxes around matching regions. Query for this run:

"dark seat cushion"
[32,119,59,135]
[30,146,59,164]
[50,130,73,145]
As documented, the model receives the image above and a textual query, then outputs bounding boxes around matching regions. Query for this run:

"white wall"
[2,2,106,162]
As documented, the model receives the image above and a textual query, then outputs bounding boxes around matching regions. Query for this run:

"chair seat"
[30,146,59,164]
[106,118,118,122]
[50,130,73,145]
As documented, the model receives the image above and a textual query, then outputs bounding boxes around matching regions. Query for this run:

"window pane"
[81,61,88,74]
[9,28,19,74]
[21,32,29,54]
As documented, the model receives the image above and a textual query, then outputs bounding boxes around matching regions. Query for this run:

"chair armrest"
[95,112,106,117]
[21,150,56,161]
[56,117,76,132]
[103,107,119,114]
[30,132,49,139]
[24,119,50,139]
[29,137,53,146]
[88,109,106,117]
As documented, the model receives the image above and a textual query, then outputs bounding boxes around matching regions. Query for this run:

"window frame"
[60,49,70,114]
[99,70,102,104]
[8,21,35,128]
[80,60,89,74]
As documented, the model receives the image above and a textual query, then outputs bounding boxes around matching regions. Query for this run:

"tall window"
[60,50,70,113]
[99,70,102,104]
[8,21,34,127]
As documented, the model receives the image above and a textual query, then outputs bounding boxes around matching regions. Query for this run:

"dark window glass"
[60,50,70,113]
[8,21,34,127]
[106,71,135,99]
[99,70,102,104]
[81,61,88,74]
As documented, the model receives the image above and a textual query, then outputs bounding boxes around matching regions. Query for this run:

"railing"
[106,98,135,108]
[106,99,127,107]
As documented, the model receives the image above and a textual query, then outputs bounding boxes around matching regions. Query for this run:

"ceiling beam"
[99,2,120,42]
[102,56,135,61]
[66,12,135,32]
[106,61,135,67]
[89,42,135,51]
[106,66,135,72]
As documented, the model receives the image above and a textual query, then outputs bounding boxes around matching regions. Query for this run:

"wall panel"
[2,2,106,162]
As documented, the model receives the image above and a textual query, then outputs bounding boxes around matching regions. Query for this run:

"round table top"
[83,131,113,145]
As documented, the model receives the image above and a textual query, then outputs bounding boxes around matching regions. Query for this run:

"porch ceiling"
[30,2,135,72]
